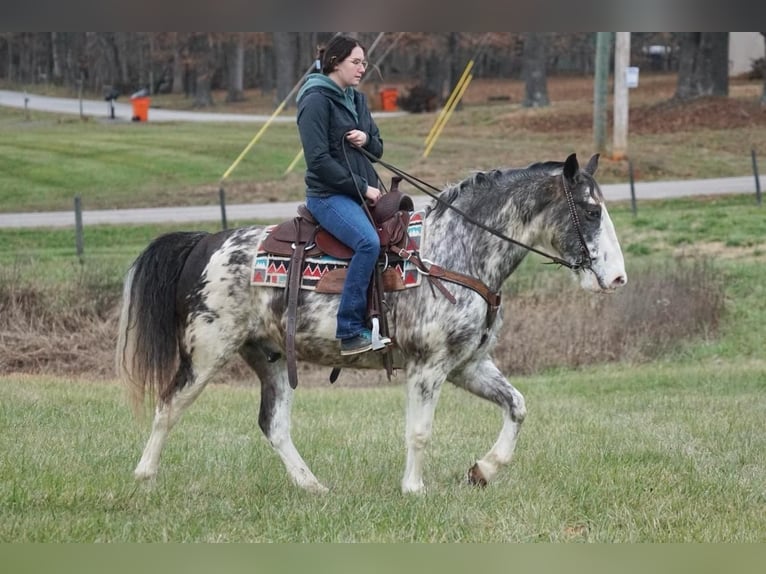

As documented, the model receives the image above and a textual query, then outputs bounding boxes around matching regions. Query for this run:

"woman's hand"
[345,130,368,147]
[365,186,381,206]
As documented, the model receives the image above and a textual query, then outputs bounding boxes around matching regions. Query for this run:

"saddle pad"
[251,210,426,291]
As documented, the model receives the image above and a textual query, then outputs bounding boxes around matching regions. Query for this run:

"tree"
[522,32,549,108]
[761,33,766,106]
[675,32,729,100]
[272,32,297,107]
[225,33,245,102]
[188,33,216,107]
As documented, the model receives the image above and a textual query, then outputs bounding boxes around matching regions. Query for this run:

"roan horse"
[116,153,626,494]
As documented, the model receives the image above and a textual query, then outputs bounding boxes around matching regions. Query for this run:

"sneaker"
[340,329,373,356]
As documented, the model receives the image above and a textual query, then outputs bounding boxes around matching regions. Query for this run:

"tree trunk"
[226,33,245,102]
[190,33,215,107]
[172,33,185,95]
[5,34,13,82]
[50,32,62,83]
[675,32,729,100]
[761,33,766,106]
[273,32,296,107]
[522,32,550,107]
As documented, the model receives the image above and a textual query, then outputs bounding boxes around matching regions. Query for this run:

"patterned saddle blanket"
[251,210,426,293]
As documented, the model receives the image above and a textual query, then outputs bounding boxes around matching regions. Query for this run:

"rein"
[358,147,591,272]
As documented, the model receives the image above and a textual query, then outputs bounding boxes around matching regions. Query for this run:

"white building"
[729,32,764,76]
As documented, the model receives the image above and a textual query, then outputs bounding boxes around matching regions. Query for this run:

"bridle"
[357,146,595,272]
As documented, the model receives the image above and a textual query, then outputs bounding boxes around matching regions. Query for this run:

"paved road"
[0,176,762,229]
[0,89,406,123]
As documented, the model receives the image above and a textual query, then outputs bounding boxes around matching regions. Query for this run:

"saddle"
[259,178,414,389]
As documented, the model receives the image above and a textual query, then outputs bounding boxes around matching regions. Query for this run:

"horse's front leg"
[401,362,446,494]
[240,342,328,494]
[451,358,527,486]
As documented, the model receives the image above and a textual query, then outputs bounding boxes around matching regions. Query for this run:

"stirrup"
[370,317,392,350]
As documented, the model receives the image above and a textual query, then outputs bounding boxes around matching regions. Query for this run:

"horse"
[116,153,627,494]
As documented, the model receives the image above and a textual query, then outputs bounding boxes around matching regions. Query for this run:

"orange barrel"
[130,96,150,121]
[380,88,398,111]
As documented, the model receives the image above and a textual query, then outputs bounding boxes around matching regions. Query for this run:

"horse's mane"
[431,162,562,218]
[431,160,603,219]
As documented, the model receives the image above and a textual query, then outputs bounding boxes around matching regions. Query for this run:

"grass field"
[1,359,764,542]
[1,76,765,542]
[1,74,764,213]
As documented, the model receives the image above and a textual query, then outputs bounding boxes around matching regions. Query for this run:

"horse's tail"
[116,231,208,416]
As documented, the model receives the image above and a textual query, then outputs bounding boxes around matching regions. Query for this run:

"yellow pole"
[424,60,474,149]
[220,100,289,182]
[422,72,473,159]
[283,149,304,176]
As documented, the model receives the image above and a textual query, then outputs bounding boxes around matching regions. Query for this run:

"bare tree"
[272,32,297,107]
[188,33,217,107]
[761,33,766,106]
[522,32,550,108]
[675,32,729,100]
[226,33,245,102]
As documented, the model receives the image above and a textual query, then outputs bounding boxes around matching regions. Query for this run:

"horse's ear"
[474,171,490,186]
[585,153,600,176]
[563,153,579,180]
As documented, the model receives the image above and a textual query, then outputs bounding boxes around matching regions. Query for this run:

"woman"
[296,35,385,356]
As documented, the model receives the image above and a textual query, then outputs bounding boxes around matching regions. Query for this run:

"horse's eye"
[585,207,601,221]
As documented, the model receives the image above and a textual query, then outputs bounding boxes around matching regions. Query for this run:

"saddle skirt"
[251,210,426,294]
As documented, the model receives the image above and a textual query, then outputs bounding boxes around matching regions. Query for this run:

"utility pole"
[593,32,612,155]
[613,32,631,160]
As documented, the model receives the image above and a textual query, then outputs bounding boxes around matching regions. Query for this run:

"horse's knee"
[511,390,527,423]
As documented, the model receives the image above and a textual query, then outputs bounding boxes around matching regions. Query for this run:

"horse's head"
[551,153,627,292]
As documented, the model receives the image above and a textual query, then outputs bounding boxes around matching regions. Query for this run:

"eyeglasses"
[347,58,368,68]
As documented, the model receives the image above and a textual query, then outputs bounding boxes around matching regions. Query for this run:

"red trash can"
[380,88,398,111]
[131,96,150,122]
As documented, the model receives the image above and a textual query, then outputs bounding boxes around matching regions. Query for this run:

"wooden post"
[613,32,630,160]
[74,196,84,262]
[78,73,84,120]
[752,148,761,206]
[628,159,637,217]
[593,32,612,155]
[219,186,228,230]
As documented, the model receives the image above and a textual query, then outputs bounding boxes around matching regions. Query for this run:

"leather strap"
[400,250,502,330]
[286,220,316,389]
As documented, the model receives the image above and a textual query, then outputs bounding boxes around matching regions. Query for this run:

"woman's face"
[332,46,367,88]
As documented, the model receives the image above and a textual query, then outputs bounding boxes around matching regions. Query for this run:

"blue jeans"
[306,194,380,340]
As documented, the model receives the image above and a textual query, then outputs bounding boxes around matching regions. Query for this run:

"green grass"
[3,85,766,542]
[1,96,762,213]
[1,360,764,542]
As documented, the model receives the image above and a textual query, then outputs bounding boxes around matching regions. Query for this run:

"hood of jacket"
[296,74,358,122]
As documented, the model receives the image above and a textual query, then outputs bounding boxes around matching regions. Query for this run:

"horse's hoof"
[133,468,157,482]
[304,482,329,494]
[467,463,488,487]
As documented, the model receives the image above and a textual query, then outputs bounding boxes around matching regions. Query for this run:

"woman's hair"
[320,35,366,75]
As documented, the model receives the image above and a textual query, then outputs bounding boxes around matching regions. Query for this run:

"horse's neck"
[424,205,535,292]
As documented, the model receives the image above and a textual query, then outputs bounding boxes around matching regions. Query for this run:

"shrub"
[397,85,438,113]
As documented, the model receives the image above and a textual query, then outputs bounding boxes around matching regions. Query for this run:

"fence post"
[752,148,761,206]
[74,196,84,263]
[219,186,228,230]
[628,159,637,217]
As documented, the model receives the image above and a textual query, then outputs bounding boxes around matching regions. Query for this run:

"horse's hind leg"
[240,341,328,494]
[134,320,247,481]
[451,358,527,486]
[133,354,206,480]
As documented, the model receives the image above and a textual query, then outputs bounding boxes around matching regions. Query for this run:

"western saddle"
[258,178,501,389]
